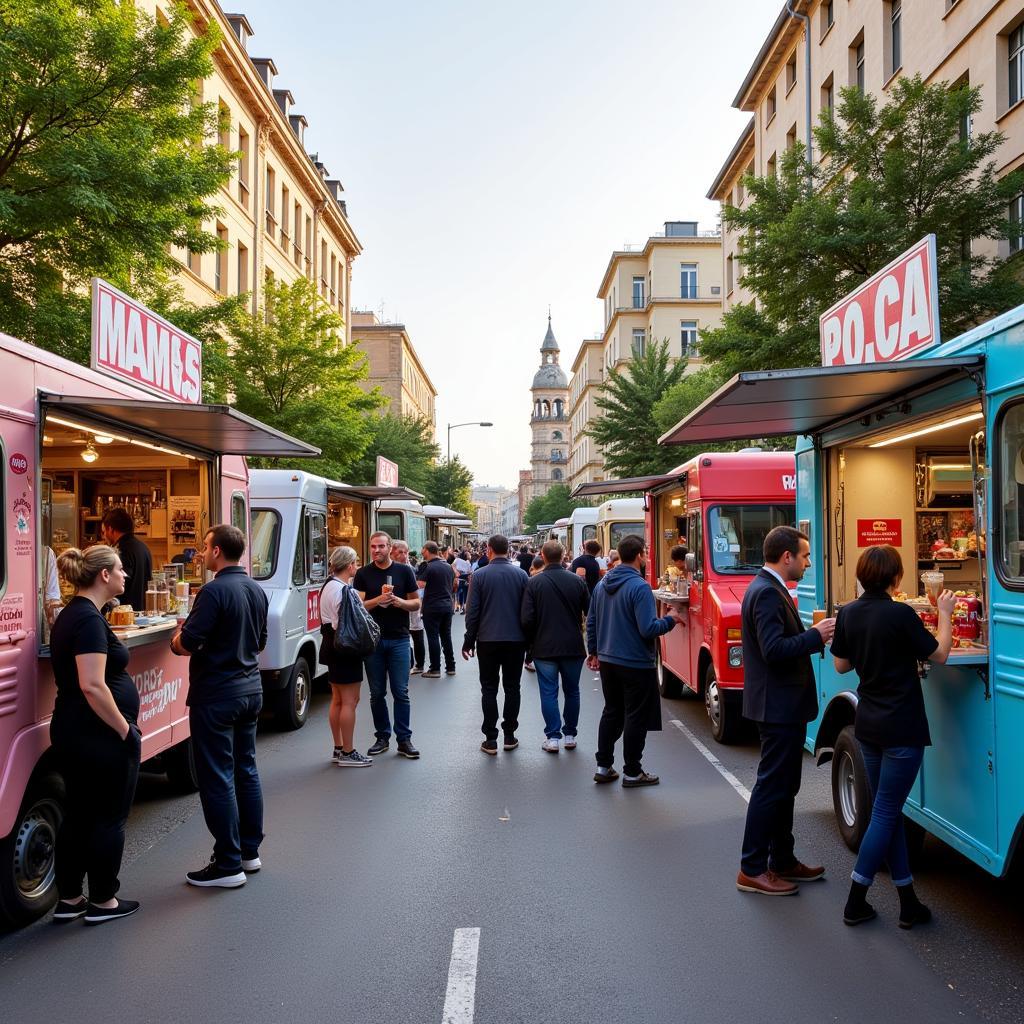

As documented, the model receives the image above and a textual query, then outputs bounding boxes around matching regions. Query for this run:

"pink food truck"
[0,281,317,926]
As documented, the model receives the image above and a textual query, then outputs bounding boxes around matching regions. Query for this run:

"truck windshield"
[249,508,281,580]
[707,504,795,574]
[582,525,597,543]
[609,521,645,550]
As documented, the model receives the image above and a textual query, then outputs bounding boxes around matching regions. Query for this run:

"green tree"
[652,363,738,459]
[346,414,440,495]
[0,0,233,360]
[207,276,383,478]
[426,458,474,517]
[586,339,688,477]
[522,484,588,533]
[705,76,1024,373]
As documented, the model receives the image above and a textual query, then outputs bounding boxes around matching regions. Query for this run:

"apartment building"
[350,312,438,430]
[499,490,521,536]
[136,3,360,339]
[708,0,1024,312]
[567,338,605,491]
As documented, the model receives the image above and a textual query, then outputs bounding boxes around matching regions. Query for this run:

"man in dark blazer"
[737,526,835,896]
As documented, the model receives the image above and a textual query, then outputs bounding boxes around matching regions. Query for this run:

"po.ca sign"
[819,236,940,367]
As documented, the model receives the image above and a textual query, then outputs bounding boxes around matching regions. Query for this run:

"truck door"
[687,508,704,684]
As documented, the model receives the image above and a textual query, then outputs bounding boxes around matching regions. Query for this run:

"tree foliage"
[522,484,590,534]
[586,339,688,477]
[0,0,234,359]
[651,363,740,460]
[206,276,383,479]
[426,458,474,518]
[705,76,1024,373]
[347,414,440,496]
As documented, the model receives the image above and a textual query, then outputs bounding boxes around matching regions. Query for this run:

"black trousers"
[410,628,425,670]
[51,716,141,904]
[423,610,455,672]
[477,641,526,741]
[596,661,660,776]
[740,721,807,876]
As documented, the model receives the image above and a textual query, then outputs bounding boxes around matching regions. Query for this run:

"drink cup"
[921,570,944,607]
[812,609,826,625]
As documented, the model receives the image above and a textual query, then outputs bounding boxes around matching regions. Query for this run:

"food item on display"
[109,605,135,627]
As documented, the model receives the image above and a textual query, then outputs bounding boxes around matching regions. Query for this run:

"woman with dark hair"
[830,545,954,929]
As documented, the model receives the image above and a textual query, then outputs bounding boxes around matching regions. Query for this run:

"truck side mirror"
[684,553,697,573]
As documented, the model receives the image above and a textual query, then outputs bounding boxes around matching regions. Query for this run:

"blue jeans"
[189,693,264,871]
[533,657,584,738]
[364,637,412,741]
[851,743,924,887]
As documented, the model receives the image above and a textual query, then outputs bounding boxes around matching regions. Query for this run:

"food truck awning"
[658,357,984,444]
[42,395,321,457]
[438,518,473,527]
[423,505,468,519]
[336,485,425,501]
[570,473,684,499]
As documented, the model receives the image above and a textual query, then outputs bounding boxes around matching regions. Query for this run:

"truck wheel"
[0,771,65,927]
[704,665,742,744]
[164,737,200,794]
[658,653,683,699]
[832,726,871,851]
[276,657,311,730]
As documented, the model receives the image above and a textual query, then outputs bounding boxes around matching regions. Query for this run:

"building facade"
[516,470,533,533]
[709,0,1024,313]
[528,316,571,504]
[568,338,606,491]
[350,312,437,430]
[471,485,512,537]
[499,489,521,536]
[137,2,361,339]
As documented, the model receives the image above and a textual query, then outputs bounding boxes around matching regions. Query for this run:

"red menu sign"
[857,518,903,547]
[306,588,321,631]
[820,236,940,367]
[91,278,203,403]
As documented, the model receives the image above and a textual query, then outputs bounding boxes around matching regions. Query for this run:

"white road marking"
[442,927,481,1024]
[670,719,751,804]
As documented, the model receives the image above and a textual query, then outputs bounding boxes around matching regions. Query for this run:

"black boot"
[843,881,877,926]
[896,883,931,929]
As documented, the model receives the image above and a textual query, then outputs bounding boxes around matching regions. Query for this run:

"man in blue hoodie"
[586,534,684,787]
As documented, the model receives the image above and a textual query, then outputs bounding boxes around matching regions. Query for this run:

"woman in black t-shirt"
[830,545,954,931]
[49,545,141,925]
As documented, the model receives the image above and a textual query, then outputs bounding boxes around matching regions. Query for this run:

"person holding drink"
[830,544,954,929]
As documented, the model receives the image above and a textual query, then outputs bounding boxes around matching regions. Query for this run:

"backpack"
[318,579,381,660]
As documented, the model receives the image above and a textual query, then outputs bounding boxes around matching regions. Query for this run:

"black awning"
[658,357,983,445]
[570,473,682,499]
[43,395,320,457]
[333,485,425,501]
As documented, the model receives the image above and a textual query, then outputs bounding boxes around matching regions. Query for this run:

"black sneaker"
[186,863,246,888]
[622,771,660,788]
[503,735,519,751]
[83,898,140,925]
[367,738,390,756]
[53,898,88,923]
[481,739,498,755]
[397,740,420,759]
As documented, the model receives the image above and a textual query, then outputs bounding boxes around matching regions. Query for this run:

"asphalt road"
[1,614,1020,1023]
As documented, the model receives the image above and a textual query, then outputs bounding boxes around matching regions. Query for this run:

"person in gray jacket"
[462,534,530,754]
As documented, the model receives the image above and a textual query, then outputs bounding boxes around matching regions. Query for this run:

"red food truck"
[572,451,795,743]
[0,281,318,926]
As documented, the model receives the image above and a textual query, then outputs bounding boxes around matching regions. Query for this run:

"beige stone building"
[350,312,438,430]
[568,338,605,491]
[709,0,1024,312]
[528,317,571,504]
[137,2,360,340]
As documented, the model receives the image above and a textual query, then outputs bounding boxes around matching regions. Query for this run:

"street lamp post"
[446,421,493,509]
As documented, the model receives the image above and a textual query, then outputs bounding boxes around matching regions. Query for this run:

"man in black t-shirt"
[516,547,535,573]
[570,539,602,594]
[354,531,421,758]
[102,507,152,613]
[417,541,456,677]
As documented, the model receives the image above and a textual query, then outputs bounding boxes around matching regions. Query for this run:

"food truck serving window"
[250,509,280,581]
[707,504,794,574]
[609,521,645,550]
[997,400,1024,584]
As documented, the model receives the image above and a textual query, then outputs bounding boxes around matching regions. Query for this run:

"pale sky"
[234,0,780,489]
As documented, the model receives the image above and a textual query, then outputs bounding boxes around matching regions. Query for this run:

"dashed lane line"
[442,927,481,1024]
[670,718,751,804]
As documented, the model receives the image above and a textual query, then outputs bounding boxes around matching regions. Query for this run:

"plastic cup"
[812,609,826,624]
[921,570,944,607]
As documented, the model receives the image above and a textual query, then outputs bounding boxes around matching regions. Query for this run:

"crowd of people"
[47,518,950,933]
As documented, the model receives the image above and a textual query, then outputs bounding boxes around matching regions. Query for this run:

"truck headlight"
[728,646,743,667]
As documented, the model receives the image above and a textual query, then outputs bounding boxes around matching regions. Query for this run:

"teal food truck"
[659,237,1023,880]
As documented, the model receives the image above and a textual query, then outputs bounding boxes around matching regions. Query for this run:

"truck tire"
[276,656,311,730]
[164,737,200,793]
[658,653,683,699]
[705,664,742,744]
[832,725,871,851]
[0,771,65,927]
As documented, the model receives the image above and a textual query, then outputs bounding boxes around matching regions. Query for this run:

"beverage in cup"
[812,609,826,624]
[921,570,944,607]
[382,575,394,596]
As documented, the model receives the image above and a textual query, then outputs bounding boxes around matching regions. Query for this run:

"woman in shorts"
[320,546,372,767]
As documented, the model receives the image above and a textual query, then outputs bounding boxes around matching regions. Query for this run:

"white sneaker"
[542,737,560,753]
[563,735,577,750]
[241,856,261,872]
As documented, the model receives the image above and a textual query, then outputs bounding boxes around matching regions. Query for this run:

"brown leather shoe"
[736,869,799,896]
[775,861,825,882]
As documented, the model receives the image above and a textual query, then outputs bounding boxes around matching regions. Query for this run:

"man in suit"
[737,526,835,896]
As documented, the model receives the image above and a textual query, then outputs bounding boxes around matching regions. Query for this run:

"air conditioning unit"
[926,459,972,508]
[711,286,721,295]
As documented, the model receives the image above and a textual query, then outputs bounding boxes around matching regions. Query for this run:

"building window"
[1011,26,1024,107]
[237,241,249,294]
[280,185,290,245]
[1010,195,1024,254]
[215,224,227,294]
[631,328,646,358]
[681,320,698,358]
[552,430,563,441]
[238,126,250,209]
[552,469,563,481]
[766,152,777,178]
[680,263,698,299]
[320,241,328,296]
[217,100,231,151]
[822,73,834,117]
[293,201,303,265]
[786,124,797,151]
[632,276,645,308]
[786,54,797,93]
[890,1,902,76]
[726,254,734,294]
[851,35,865,94]
[305,215,313,278]
[264,166,276,234]
[821,0,834,38]
[766,86,777,122]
